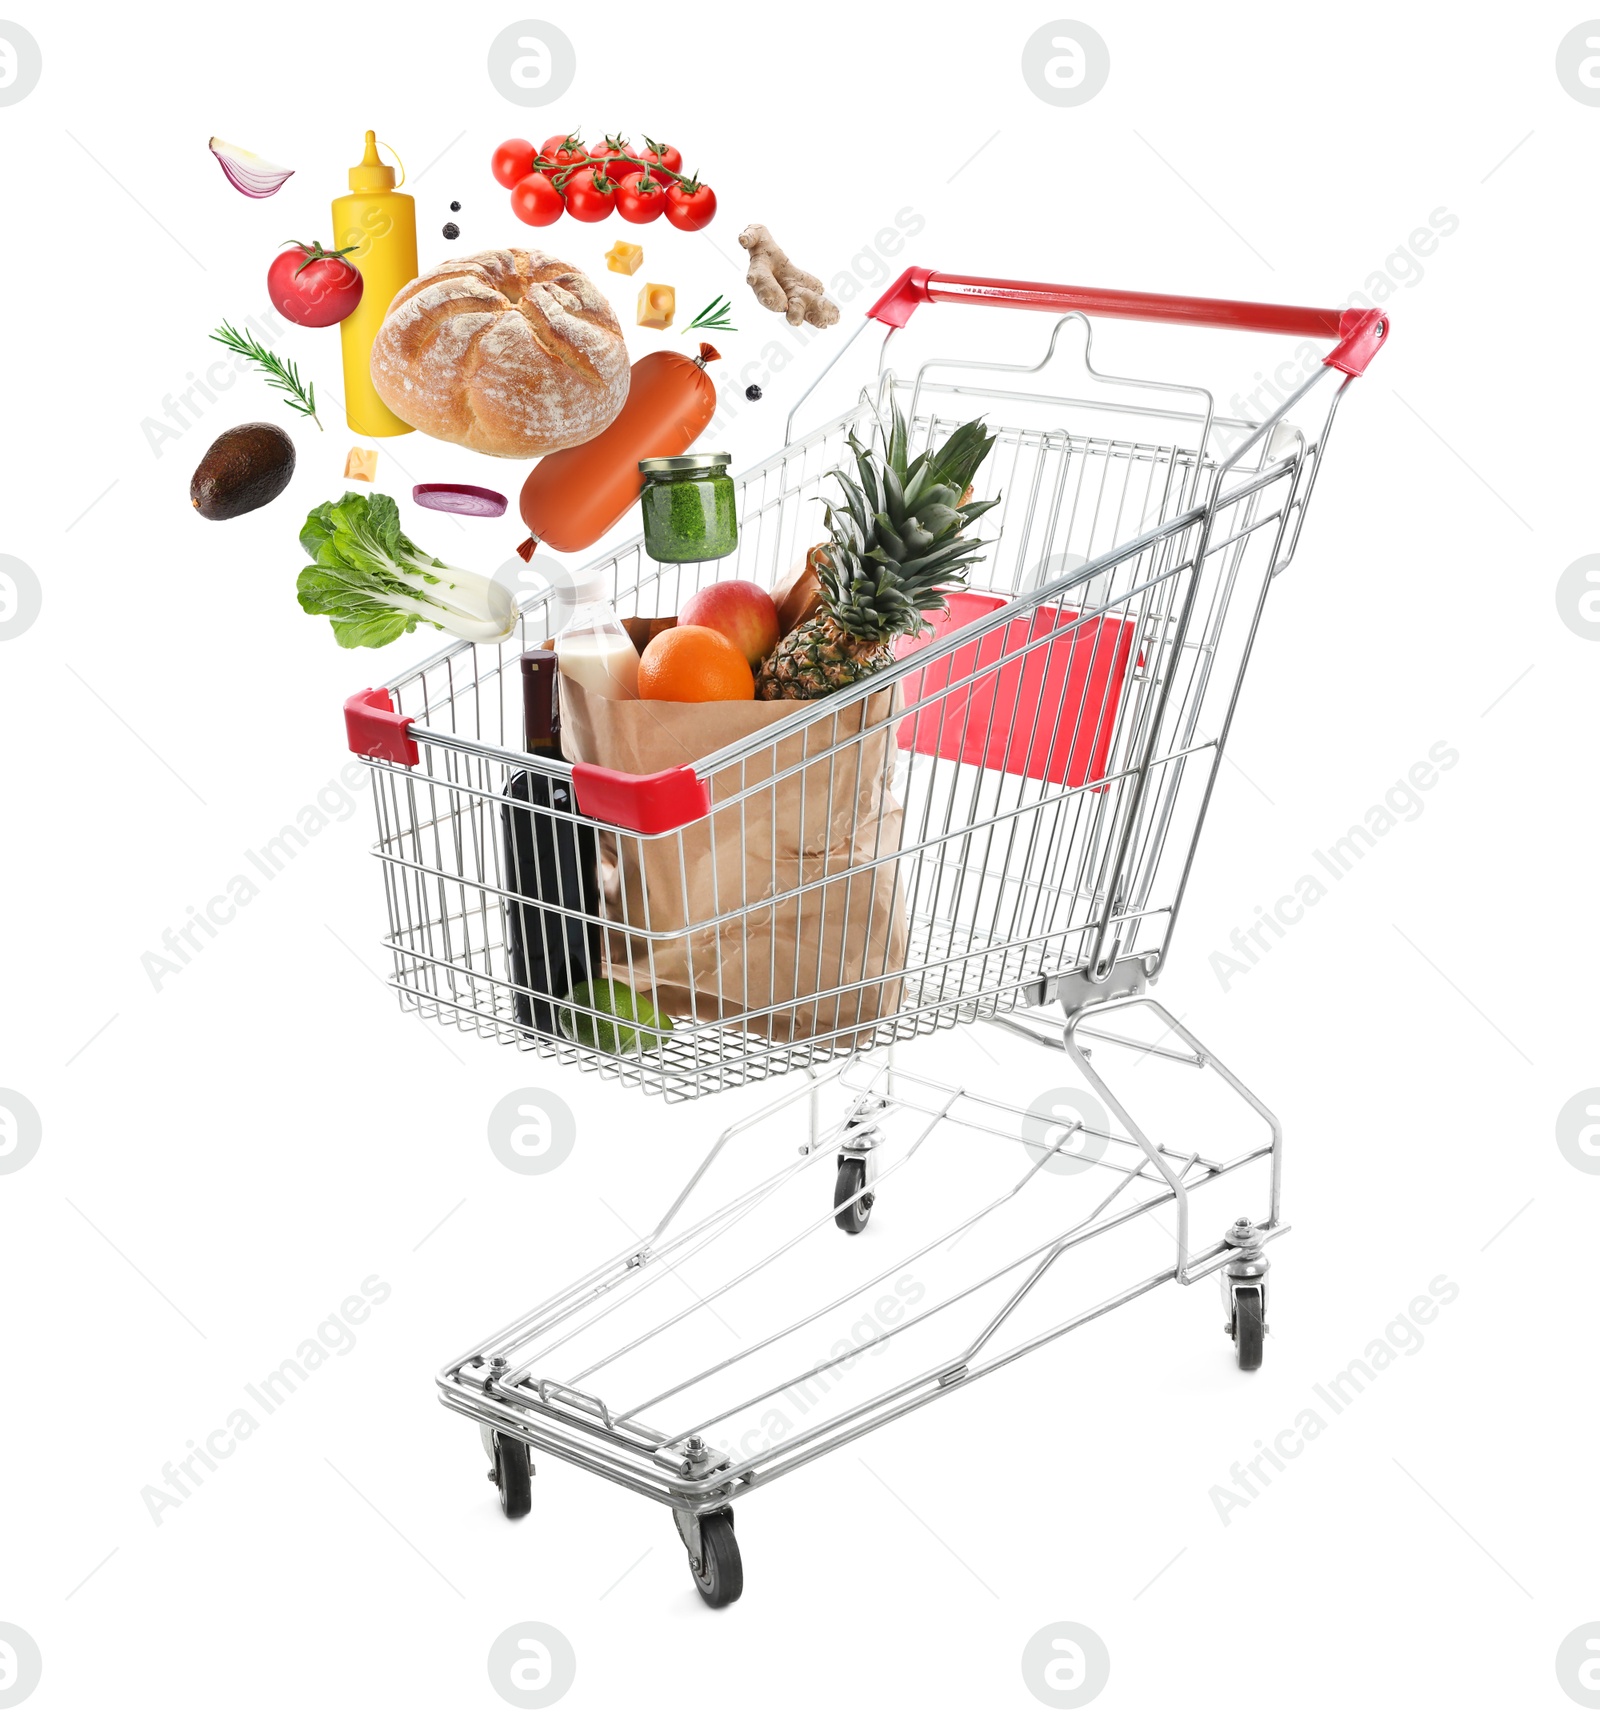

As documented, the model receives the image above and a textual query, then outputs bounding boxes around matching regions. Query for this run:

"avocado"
[190,423,296,521]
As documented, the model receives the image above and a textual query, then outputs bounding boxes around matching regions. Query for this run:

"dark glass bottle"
[501,651,600,1033]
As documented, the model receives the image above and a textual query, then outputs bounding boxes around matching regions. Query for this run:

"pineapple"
[756,404,999,700]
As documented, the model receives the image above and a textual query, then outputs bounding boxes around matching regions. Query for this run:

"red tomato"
[491,138,536,189]
[639,136,683,176]
[267,241,363,327]
[589,133,636,179]
[539,132,588,170]
[614,170,666,224]
[510,171,563,227]
[562,167,616,223]
[664,177,717,232]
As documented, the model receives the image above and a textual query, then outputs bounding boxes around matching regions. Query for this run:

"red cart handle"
[867,269,1388,377]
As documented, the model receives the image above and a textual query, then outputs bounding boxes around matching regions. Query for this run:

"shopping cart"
[345,268,1386,1604]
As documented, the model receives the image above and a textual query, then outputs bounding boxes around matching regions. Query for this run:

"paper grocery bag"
[559,671,907,1047]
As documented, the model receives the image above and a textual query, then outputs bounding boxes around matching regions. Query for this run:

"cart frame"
[370,266,1384,1602]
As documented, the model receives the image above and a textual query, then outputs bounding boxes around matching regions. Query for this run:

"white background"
[1,1,1596,1722]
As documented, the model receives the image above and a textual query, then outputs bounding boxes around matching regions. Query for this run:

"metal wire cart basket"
[345,269,1387,1604]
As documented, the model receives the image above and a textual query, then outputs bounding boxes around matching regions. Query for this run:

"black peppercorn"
[745,383,763,402]
[442,221,460,240]
[449,201,461,212]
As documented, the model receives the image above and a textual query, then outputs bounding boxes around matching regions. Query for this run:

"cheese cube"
[605,240,644,276]
[344,447,379,482]
[636,283,675,330]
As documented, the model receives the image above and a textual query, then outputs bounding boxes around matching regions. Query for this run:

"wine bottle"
[501,651,600,1033]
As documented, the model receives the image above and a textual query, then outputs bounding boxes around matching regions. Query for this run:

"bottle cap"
[568,572,613,604]
[520,650,559,751]
[348,131,396,193]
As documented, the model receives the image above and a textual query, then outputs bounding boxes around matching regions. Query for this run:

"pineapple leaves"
[887,537,986,582]
[924,419,996,494]
[882,458,906,525]
[848,436,882,513]
[886,402,910,480]
[912,502,958,539]
[872,510,908,563]
[829,474,873,541]
[779,401,1002,694]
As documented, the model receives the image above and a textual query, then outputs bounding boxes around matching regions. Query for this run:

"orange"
[638,625,755,702]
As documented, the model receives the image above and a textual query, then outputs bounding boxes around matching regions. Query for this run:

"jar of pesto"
[638,453,738,563]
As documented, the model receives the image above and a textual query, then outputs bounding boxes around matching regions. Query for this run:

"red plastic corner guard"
[344,687,418,768]
[571,762,710,835]
[1321,307,1389,378]
[867,267,935,328]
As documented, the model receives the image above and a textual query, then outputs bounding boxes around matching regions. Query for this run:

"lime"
[559,979,672,1054]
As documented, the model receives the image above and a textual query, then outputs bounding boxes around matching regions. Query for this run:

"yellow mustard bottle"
[332,131,417,438]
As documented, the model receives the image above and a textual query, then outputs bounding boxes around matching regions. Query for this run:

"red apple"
[678,580,780,670]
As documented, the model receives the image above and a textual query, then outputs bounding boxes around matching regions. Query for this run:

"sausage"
[518,343,719,555]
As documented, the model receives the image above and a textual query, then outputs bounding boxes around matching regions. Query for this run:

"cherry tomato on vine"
[664,176,717,232]
[491,138,537,189]
[563,167,617,223]
[539,132,589,171]
[589,133,636,181]
[614,170,667,224]
[638,136,683,177]
[510,171,563,227]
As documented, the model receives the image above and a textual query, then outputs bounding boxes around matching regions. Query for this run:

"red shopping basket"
[897,590,1138,787]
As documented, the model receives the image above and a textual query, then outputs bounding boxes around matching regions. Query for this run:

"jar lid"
[638,452,732,475]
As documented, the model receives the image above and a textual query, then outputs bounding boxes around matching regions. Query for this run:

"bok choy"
[297,492,517,649]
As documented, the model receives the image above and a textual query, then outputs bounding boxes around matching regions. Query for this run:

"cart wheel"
[1232,1288,1264,1372]
[491,1431,533,1519]
[834,1160,873,1234]
[689,1511,743,1607]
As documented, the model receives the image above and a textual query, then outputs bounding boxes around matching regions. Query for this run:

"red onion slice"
[413,484,509,517]
[209,137,294,199]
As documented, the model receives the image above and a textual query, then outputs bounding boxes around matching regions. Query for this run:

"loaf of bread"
[369,250,630,458]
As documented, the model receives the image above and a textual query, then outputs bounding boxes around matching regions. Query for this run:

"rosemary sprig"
[683,295,736,334]
[210,321,322,428]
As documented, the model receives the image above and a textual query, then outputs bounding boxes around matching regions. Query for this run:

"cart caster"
[486,1429,533,1519]
[676,1508,742,1608]
[1230,1287,1264,1372]
[834,1159,873,1233]
[845,1093,888,1130]
[1221,1217,1268,1373]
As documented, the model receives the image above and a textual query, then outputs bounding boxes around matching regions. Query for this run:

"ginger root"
[739,225,840,330]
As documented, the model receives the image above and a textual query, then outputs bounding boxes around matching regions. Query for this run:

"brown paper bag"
[560,670,907,1047]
